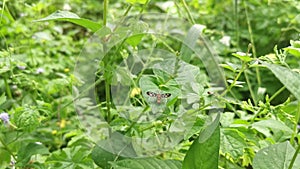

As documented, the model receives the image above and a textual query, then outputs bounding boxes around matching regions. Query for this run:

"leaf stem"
[4,74,12,100]
[290,101,300,145]
[181,0,195,24]
[234,0,239,49]
[0,136,17,161]
[221,63,247,96]
[244,70,257,106]
[288,140,300,169]
[269,86,286,102]
[105,79,111,124]
[244,2,261,86]
[103,0,108,26]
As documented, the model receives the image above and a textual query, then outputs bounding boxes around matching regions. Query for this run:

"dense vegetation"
[1,0,300,168]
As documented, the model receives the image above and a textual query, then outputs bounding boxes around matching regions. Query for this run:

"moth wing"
[146,91,157,97]
[161,93,171,98]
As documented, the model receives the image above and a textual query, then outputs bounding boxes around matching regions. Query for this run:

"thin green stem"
[244,2,261,86]
[0,136,17,161]
[4,75,12,99]
[181,0,195,24]
[234,0,239,49]
[244,70,257,106]
[290,101,300,145]
[269,86,286,102]
[221,63,247,96]
[103,0,108,26]
[139,0,150,14]
[105,78,111,124]
[288,142,300,169]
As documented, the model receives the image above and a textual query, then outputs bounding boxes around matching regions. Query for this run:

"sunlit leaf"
[183,125,220,169]
[263,62,300,100]
[253,141,300,169]
[111,158,182,169]
[17,142,49,166]
[34,10,101,32]
[46,146,94,168]
[126,0,148,4]
[220,128,247,159]
[252,119,293,141]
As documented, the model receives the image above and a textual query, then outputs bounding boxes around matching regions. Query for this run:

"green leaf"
[220,128,247,159]
[92,145,122,169]
[0,93,6,106]
[232,52,253,62]
[0,7,15,23]
[253,141,300,169]
[126,0,148,4]
[180,24,226,86]
[110,158,182,169]
[34,10,101,32]
[263,62,300,100]
[198,112,220,143]
[182,125,220,169]
[0,148,11,168]
[46,146,94,169]
[180,24,204,62]
[284,40,300,57]
[126,34,144,46]
[16,142,49,166]
[252,119,293,141]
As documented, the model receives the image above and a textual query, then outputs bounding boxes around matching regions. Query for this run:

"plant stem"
[269,86,286,102]
[0,136,17,161]
[139,0,150,14]
[4,75,12,99]
[244,2,261,86]
[288,141,300,169]
[244,70,257,106]
[290,101,300,145]
[105,78,111,124]
[181,0,195,24]
[234,0,239,49]
[103,0,108,26]
[221,63,247,96]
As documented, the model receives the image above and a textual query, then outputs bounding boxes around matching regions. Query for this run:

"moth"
[146,91,171,104]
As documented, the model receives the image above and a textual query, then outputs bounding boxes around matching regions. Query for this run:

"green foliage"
[110,158,182,169]
[183,124,220,169]
[0,0,300,168]
[253,141,300,169]
[34,10,101,32]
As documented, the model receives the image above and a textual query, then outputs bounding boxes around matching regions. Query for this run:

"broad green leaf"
[46,146,94,169]
[0,7,15,23]
[95,132,137,158]
[110,158,181,169]
[198,112,220,143]
[263,62,300,100]
[0,93,6,106]
[220,128,247,159]
[34,10,101,32]
[284,40,300,57]
[126,0,148,4]
[16,142,49,166]
[112,66,133,85]
[252,119,293,141]
[180,24,226,86]
[92,145,121,169]
[180,24,204,62]
[253,141,300,169]
[220,112,235,127]
[0,148,11,168]
[232,52,253,62]
[182,125,220,169]
[126,34,144,46]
